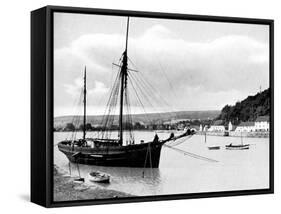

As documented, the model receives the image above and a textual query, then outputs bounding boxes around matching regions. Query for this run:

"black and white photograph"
[53,11,271,202]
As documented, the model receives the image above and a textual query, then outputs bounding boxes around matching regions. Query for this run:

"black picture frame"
[31,5,274,208]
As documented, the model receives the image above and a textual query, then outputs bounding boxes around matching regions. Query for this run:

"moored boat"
[208,146,220,150]
[73,177,85,183]
[88,171,110,183]
[225,143,249,150]
[204,131,220,150]
[225,132,250,150]
[58,131,191,167]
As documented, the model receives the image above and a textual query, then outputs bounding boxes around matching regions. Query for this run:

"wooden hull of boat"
[89,172,110,184]
[225,144,250,150]
[208,146,220,150]
[88,175,110,183]
[90,178,110,183]
[58,142,163,168]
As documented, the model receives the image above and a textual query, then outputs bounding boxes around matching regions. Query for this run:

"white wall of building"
[235,121,269,132]
[228,122,233,131]
[235,126,256,132]
[208,125,225,132]
[255,121,270,131]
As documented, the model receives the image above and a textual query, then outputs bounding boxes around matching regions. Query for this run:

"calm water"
[54,131,269,196]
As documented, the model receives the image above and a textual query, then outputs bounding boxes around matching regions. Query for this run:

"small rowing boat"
[208,146,220,150]
[88,171,110,183]
[204,132,220,150]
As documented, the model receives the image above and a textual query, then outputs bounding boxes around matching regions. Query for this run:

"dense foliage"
[216,89,270,125]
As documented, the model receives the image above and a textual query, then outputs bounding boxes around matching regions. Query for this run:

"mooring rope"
[164,144,218,163]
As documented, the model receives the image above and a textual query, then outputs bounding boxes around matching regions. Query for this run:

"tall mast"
[119,17,130,145]
[83,66,87,141]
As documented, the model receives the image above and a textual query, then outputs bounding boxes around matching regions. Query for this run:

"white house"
[255,116,269,131]
[208,120,225,132]
[228,121,234,131]
[203,125,208,132]
[235,122,255,132]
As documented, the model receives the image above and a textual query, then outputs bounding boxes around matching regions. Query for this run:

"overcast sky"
[54,12,269,117]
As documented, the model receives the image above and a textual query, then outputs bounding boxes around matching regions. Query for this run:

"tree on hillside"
[79,123,93,131]
[64,123,75,131]
[216,89,270,125]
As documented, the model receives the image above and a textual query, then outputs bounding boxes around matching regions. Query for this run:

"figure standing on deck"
[169,132,175,139]
[153,133,159,143]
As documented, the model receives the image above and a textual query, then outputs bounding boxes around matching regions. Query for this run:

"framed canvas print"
[31,5,274,207]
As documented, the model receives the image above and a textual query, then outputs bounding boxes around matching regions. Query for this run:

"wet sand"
[53,165,133,201]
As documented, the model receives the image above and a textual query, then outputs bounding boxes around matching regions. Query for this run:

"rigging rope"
[127,56,175,118]
[129,73,168,124]
[95,50,186,142]
[158,61,179,109]
[136,71,174,111]
[66,86,84,142]
[130,71,175,120]
[98,57,135,143]
[127,75,153,125]
[166,134,194,147]
[124,88,134,144]
[99,70,121,139]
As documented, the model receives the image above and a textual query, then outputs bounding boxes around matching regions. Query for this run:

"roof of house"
[238,121,255,127]
[255,116,269,122]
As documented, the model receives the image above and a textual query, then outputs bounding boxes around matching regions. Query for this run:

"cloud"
[88,81,109,95]
[54,24,269,115]
[64,78,109,98]
[63,77,83,96]
[141,24,174,40]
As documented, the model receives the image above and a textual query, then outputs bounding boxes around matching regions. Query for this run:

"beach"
[53,165,133,201]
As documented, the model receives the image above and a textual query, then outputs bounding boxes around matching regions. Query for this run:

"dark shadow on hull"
[58,142,163,168]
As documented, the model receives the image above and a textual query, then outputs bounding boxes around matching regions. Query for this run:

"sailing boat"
[225,132,249,150]
[205,131,220,150]
[57,17,194,168]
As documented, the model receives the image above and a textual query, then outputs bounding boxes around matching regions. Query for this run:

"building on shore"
[199,124,203,132]
[228,121,236,131]
[234,115,269,133]
[197,116,269,138]
[235,122,255,132]
[255,116,269,131]
[208,120,225,132]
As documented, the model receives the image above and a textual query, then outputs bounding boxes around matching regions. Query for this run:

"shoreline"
[196,132,269,138]
[53,165,134,202]
[53,130,269,139]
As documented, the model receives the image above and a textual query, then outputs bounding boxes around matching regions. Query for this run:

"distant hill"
[54,110,220,128]
[216,88,270,125]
